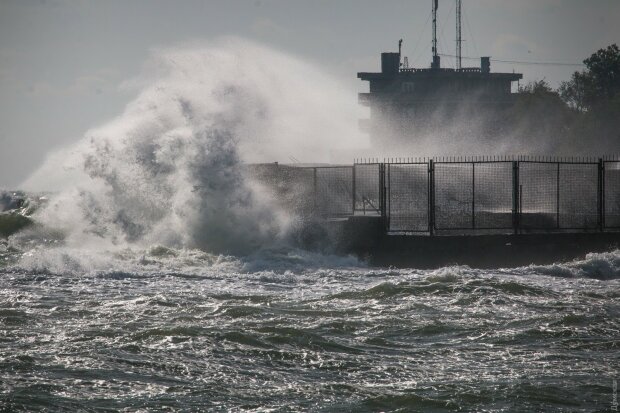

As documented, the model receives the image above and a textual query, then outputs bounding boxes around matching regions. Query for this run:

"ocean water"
[2,39,618,411]
[1,245,619,412]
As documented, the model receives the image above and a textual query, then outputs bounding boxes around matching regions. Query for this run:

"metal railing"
[287,156,620,235]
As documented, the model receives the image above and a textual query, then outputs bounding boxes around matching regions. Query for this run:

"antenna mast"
[431,0,440,69]
[456,0,462,70]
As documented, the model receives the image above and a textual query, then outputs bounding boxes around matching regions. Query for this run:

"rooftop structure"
[357,0,523,146]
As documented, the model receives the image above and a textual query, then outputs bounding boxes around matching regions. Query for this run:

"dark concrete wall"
[335,216,620,269]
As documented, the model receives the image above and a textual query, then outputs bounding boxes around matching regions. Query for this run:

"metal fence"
[387,162,429,232]
[354,163,381,215]
[432,160,515,231]
[315,166,353,216]
[286,156,619,235]
[605,161,620,228]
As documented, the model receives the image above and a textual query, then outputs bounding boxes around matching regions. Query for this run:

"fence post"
[512,161,519,234]
[385,163,390,232]
[352,164,356,214]
[379,163,387,232]
[556,162,560,229]
[472,162,476,229]
[429,159,435,235]
[598,158,604,231]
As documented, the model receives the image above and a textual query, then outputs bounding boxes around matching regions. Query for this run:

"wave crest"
[20,38,362,254]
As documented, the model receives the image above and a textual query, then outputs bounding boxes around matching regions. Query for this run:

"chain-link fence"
[247,163,316,216]
[518,162,559,229]
[434,162,473,229]
[474,162,514,229]
[518,161,599,230]
[316,166,353,216]
[354,163,381,215]
[268,157,619,234]
[559,163,598,229]
[433,161,513,231]
[387,163,429,232]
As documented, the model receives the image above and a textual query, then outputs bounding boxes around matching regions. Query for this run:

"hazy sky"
[1,0,619,187]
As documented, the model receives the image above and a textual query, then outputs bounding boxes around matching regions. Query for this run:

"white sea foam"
[524,249,620,280]
[19,38,364,255]
[9,39,620,279]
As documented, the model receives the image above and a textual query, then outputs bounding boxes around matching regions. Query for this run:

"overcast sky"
[1,0,619,187]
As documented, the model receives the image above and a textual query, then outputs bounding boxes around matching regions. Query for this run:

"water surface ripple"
[1,249,619,412]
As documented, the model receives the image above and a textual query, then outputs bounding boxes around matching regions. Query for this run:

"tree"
[555,44,620,151]
[558,72,588,111]
[505,79,573,151]
[559,44,620,111]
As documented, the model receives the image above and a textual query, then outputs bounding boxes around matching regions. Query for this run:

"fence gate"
[387,163,429,232]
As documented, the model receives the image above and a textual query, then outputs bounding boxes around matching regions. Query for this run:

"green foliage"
[518,79,554,94]
[517,79,567,110]
[559,44,620,111]
[558,72,588,111]
[510,44,620,152]
[583,44,620,103]
[506,80,573,150]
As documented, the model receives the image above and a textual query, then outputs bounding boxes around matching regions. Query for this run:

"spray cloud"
[22,38,364,254]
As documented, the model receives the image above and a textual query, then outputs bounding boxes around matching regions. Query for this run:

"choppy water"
[3,39,619,411]
[1,246,619,412]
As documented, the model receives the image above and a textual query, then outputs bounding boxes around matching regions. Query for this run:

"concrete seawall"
[331,216,620,269]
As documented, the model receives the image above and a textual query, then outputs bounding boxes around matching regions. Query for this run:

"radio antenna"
[431,0,440,69]
[456,0,462,70]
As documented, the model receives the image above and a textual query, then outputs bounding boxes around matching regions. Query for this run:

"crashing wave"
[16,38,362,256]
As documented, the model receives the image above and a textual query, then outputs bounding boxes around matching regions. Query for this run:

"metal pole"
[599,158,604,231]
[471,162,475,229]
[456,0,462,70]
[352,165,356,214]
[512,161,519,234]
[432,0,438,62]
[386,164,391,231]
[556,162,560,229]
[379,163,384,220]
[519,184,523,230]
[429,159,435,235]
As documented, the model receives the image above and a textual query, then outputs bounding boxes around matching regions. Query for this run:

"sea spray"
[19,38,363,254]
